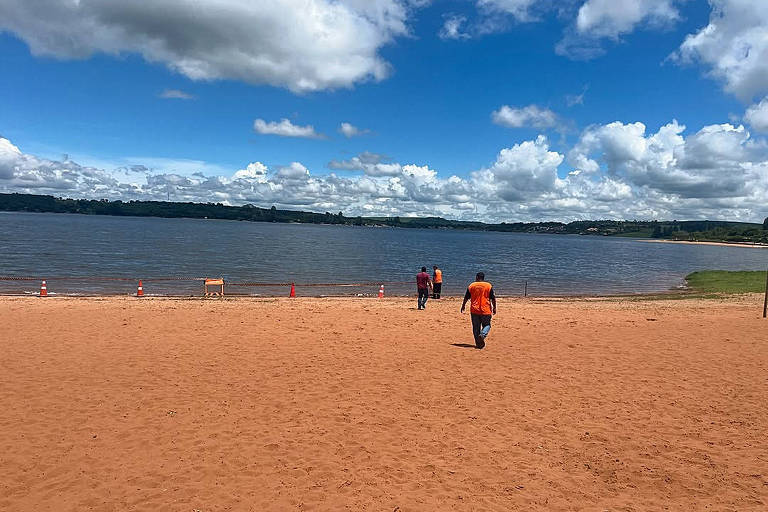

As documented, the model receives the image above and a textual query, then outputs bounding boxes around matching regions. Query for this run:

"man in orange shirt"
[460,272,497,349]
[432,265,443,299]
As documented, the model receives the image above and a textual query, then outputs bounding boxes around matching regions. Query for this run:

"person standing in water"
[460,272,497,349]
[416,266,432,310]
[432,265,443,299]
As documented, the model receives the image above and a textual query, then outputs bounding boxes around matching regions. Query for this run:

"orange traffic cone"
[40,280,48,297]
[137,280,144,297]
[378,284,384,298]
[289,283,296,298]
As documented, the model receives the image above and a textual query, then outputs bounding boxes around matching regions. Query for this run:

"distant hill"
[1,193,765,243]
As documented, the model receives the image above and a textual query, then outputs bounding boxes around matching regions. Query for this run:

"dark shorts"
[471,313,492,343]
[432,282,442,297]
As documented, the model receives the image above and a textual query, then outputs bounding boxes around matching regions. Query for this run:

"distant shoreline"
[637,239,768,249]
[2,193,765,243]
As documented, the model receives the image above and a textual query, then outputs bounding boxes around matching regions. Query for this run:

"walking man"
[460,272,497,349]
[416,266,432,310]
[432,265,443,299]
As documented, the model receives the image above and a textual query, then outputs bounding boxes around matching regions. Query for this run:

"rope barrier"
[0,276,411,287]
[0,276,207,282]
[227,281,411,287]
[225,282,294,287]
[142,277,208,282]
[0,276,417,301]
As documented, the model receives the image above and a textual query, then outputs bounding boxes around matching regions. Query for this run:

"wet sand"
[1,296,767,511]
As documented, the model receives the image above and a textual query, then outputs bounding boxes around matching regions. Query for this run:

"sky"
[1,0,768,222]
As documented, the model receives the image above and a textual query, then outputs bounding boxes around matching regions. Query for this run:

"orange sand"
[1,296,767,511]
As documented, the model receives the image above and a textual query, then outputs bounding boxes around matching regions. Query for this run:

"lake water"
[1,211,766,296]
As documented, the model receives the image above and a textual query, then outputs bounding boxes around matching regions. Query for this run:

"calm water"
[1,211,766,296]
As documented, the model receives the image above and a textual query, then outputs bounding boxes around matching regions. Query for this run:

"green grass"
[685,270,767,294]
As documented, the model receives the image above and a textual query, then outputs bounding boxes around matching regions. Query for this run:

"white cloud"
[276,162,311,180]
[254,119,323,139]
[0,137,23,179]
[492,105,559,129]
[232,162,268,182]
[439,15,470,40]
[339,122,369,138]
[745,97,768,132]
[159,89,195,100]
[478,0,541,22]
[478,135,564,201]
[675,0,768,101]
[557,0,681,59]
[568,121,649,173]
[441,0,545,39]
[576,0,680,38]
[328,152,402,176]
[568,120,768,201]
[445,0,684,60]
[0,0,422,93]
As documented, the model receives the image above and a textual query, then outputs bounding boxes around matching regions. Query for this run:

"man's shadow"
[451,343,479,349]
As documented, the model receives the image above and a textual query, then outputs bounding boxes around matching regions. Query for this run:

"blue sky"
[1,0,768,222]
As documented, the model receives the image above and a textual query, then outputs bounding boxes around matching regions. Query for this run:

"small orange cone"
[289,283,296,298]
[378,284,384,298]
[137,280,144,297]
[40,280,48,297]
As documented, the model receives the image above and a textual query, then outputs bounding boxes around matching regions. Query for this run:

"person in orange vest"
[460,272,497,349]
[432,265,443,299]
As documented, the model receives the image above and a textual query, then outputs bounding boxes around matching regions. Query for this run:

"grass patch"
[617,292,729,301]
[685,270,767,294]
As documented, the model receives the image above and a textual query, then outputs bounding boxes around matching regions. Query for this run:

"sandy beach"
[1,295,767,511]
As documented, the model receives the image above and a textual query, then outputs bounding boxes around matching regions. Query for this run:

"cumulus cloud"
[0,137,22,179]
[3,118,768,222]
[0,0,423,93]
[254,119,323,139]
[339,122,369,138]
[444,0,685,60]
[745,97,768,133]
[477,136,564,201]
[492,105,559,129]
[576,0,680,38]
[276,162,311,180]
[674,0,768,101]
[232,162,268,182]
[328,152,402,177]
[0,139,124,193]
[568,121,649,174]
[159,89,195,100]
[568,120,768,202]
[557,0,681,59]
